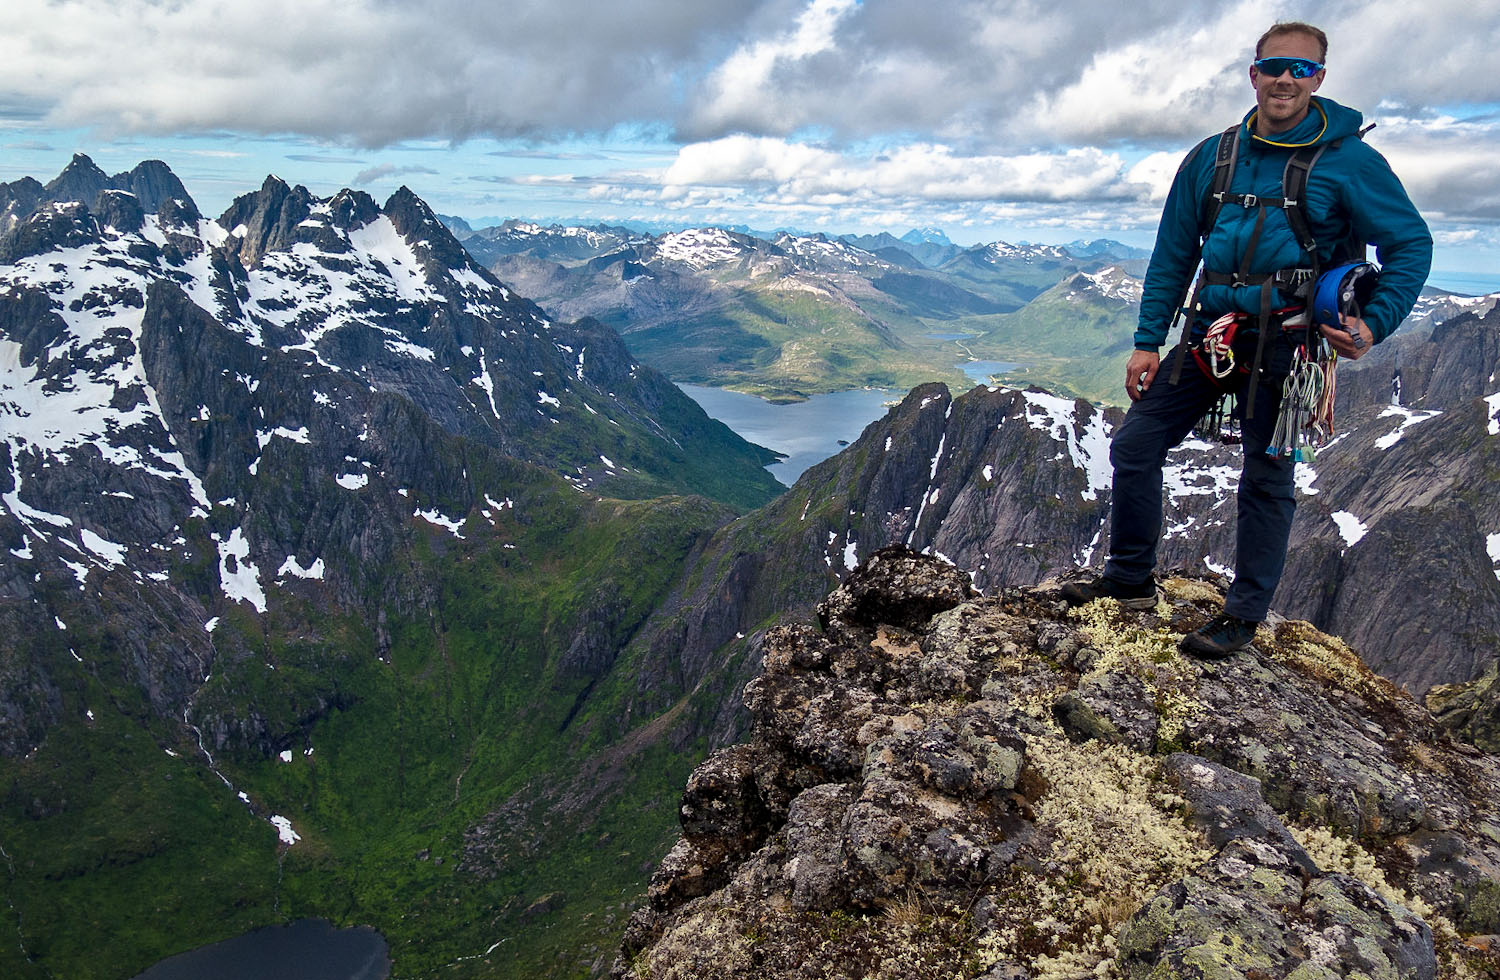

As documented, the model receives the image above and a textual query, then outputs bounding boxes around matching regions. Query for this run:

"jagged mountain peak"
[42,152,111,203]
[321,187,381,232]
[1,157,782,682]
[382,184,471,271]
[115,159,201,220]
[10,153,202,234]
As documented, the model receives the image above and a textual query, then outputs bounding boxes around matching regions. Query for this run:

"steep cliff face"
[621,549,1500,979]
[0,160,783,755]
[0,158,781,978]
[612,310,1500,746]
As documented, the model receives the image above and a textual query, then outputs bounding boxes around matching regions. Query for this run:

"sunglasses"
[1253,57,1324,79]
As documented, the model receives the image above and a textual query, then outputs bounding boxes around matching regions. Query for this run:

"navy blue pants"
[1102,336,1297,622]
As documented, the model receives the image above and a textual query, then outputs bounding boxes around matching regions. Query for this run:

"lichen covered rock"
[1428,659,1500,755]
[618,551,1500,980]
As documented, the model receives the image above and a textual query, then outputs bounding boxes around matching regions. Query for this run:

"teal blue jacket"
[1136,96,1432,350]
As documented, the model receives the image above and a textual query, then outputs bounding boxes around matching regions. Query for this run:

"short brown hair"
[1256,22,1328,61]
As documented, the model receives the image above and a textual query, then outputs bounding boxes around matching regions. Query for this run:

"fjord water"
[681,368,1022,486]
[131,920,388,980]
[680,384,902,485]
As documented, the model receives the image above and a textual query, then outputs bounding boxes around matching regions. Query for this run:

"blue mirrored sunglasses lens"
[1255,57,1323,78]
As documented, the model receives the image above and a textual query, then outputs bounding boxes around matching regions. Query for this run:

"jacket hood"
[1241,96,1364,149]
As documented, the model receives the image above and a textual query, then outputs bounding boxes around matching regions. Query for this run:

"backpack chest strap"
[1212,192,1297,211]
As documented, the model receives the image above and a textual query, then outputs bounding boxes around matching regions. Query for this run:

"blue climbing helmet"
[1312,261,1380,332]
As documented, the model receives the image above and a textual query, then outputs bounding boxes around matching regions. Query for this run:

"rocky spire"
[42,152,111,205]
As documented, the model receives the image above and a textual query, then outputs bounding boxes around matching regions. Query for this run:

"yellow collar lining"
[1248,100,1328,147]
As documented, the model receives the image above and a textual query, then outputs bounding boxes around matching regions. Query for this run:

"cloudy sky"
[3,0,1498,281]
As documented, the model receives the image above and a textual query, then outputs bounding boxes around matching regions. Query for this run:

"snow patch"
[1332,511,1368,548]
[347,216,439,303]
[277,555,325,580]
[415,508,465,539]
[1203,555,1233,578]
[1486,392,1500,436]
[269,815,301,846]
[257,426,310,449]
[216,527,267,613]
[1374,405,1441,450]
[80,528,127,567]
[1020,390,1112,500]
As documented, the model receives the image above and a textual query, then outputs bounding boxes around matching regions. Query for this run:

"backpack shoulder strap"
[1280,140,1335,255]
[1202,124,1240,238]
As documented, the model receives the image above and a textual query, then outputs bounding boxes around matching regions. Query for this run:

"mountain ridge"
[618,549,1500,979]
[0,154,783,978]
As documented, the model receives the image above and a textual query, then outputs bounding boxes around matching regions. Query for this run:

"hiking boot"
[1179,613,1259,659]
[1058,574,1158,610]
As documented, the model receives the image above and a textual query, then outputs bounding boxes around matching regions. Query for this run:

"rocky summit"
[620,549,1500,980]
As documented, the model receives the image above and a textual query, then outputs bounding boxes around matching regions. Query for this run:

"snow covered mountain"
[0,155,792,977]
[0,154,788,751]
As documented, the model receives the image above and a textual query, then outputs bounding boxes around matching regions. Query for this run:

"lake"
[680,384,901,486]
[131,919,389,980]
[959,360,1025,385]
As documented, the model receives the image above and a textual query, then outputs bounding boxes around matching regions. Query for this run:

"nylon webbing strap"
[1243,279,1275,419]
[1168,126,1239,388]
[1281,141,1332,255]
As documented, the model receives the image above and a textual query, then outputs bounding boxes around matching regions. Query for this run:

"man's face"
[1250,32,1324,135]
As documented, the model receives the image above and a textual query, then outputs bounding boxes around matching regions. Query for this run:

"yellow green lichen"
[1265,622,1404,710]
[1161,577,1225,605]
[1288,824,1434,920]
[1062,598,1206,748]
[970,736,1214,976]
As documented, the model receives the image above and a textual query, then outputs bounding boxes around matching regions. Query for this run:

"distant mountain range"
[441,217,1155,402]
[440,214,1492,406]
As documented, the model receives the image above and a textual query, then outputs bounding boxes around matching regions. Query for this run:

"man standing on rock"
[1061,22,1431,656]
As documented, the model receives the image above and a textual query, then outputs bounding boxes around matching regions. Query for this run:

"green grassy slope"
[0,477,740,980]
[946,275,1140,404]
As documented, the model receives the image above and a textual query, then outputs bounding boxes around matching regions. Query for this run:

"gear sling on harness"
[1163,121,1365,456]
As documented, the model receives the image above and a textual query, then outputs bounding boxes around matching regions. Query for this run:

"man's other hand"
[1126,349,1160,401]
[1320,316,1374,359]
